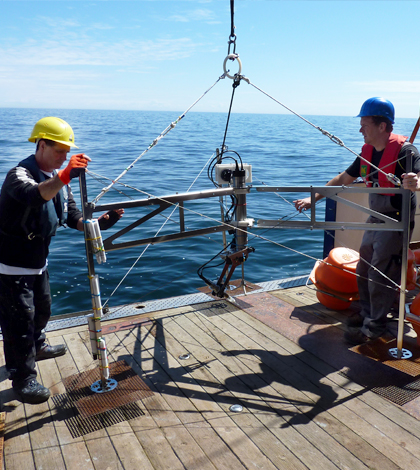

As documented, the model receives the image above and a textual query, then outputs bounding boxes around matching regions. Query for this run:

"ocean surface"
[0,108,417,316]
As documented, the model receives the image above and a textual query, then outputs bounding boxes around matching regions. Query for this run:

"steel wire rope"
[99,153,217,315]
[220,77,241,159]
[254,184,406,293]
[85,69,406,299]
[229,78,413,293]
[86,139,405,296]
[240,78,402,188]
[252,177,311,220]
[91,75,227,206]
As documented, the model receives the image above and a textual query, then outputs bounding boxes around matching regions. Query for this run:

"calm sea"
[0,108,417,315]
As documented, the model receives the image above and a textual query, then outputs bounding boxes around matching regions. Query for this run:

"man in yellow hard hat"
[0,117,123,404]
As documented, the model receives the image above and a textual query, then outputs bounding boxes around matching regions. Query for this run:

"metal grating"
[339,369,420,407]
[51,395,145,438]
[62,360,154,419]
[371,377,420,406]
[350,337,420,377]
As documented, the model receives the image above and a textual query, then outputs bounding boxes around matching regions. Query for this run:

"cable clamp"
[386,173,401,186]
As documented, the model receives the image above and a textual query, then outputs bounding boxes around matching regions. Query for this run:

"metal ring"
[223,54,242,79]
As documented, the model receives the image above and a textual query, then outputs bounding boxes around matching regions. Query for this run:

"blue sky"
[1,0,420,117]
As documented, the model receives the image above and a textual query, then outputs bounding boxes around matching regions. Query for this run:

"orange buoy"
[413,248,420,266]
[316,290,352,310]
[310,247,359,310]
[314,247,359,294]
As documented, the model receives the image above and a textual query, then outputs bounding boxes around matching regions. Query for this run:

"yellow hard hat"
[28,117,78,148]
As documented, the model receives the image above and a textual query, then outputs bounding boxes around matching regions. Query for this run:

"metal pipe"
[396,163,412,357]
[233,165,247,250]
[79,171,108,388]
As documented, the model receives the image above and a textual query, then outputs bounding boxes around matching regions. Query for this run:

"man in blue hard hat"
[294,97,420,345]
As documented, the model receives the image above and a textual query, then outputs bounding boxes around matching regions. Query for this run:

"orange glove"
[58,154,91,185]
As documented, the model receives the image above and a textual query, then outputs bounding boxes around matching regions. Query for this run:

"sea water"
[0,108,417,315]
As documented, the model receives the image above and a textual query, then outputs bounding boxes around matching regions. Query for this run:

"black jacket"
[0,155,82,269]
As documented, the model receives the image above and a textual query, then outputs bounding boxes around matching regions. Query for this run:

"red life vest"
[360,133,407,191]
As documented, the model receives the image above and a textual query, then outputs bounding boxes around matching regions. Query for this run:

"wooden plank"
[25,347,67,452]
[154,311,335,470]
[224,309,420,469]
[134,427,187,470]
[24,399,58,453]
[0,412,4,470]
[3,285,420,470]
[33,447,65,469]
[209,423,286,470]
[116,326,247,469]
[85,436,123,470]
[228,304,348,379]
[109,331,188,470]
[156,315,247,425]
[109,433,155,470]
[4,450,35,470]
[46,335,85,446]
[271,287,358,327]
[138,322,288,468]
[63,330,97,374]
[178,426,247,470]
[175,310,365,470]
[0,342,33,461]
[161,424,218,470]
[61,441,95,470]
[220,311,396,469]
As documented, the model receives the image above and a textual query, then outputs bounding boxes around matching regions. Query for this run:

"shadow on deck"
[2,284,420,470]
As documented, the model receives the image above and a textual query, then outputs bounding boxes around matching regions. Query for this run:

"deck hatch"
[58,360,154,418]
[350,337,420,377]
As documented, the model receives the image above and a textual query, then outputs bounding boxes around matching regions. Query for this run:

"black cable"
[230,0,235,38]
[220,76,243,155]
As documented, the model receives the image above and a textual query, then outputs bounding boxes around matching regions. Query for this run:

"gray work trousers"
[356,227,405,338]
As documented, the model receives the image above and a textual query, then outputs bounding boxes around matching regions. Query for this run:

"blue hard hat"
[357,97,395,124]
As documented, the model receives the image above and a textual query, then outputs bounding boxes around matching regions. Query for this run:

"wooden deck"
[2,285,420,470]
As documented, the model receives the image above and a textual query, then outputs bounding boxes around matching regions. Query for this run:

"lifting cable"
[91,75,226,205]
[100,153,216,312]
[242,79,402,187]
[220,0,240,157]
[88,0,406,304]
[217,1,408,295]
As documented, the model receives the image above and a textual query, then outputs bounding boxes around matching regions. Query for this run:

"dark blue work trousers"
[0,270,51,388]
